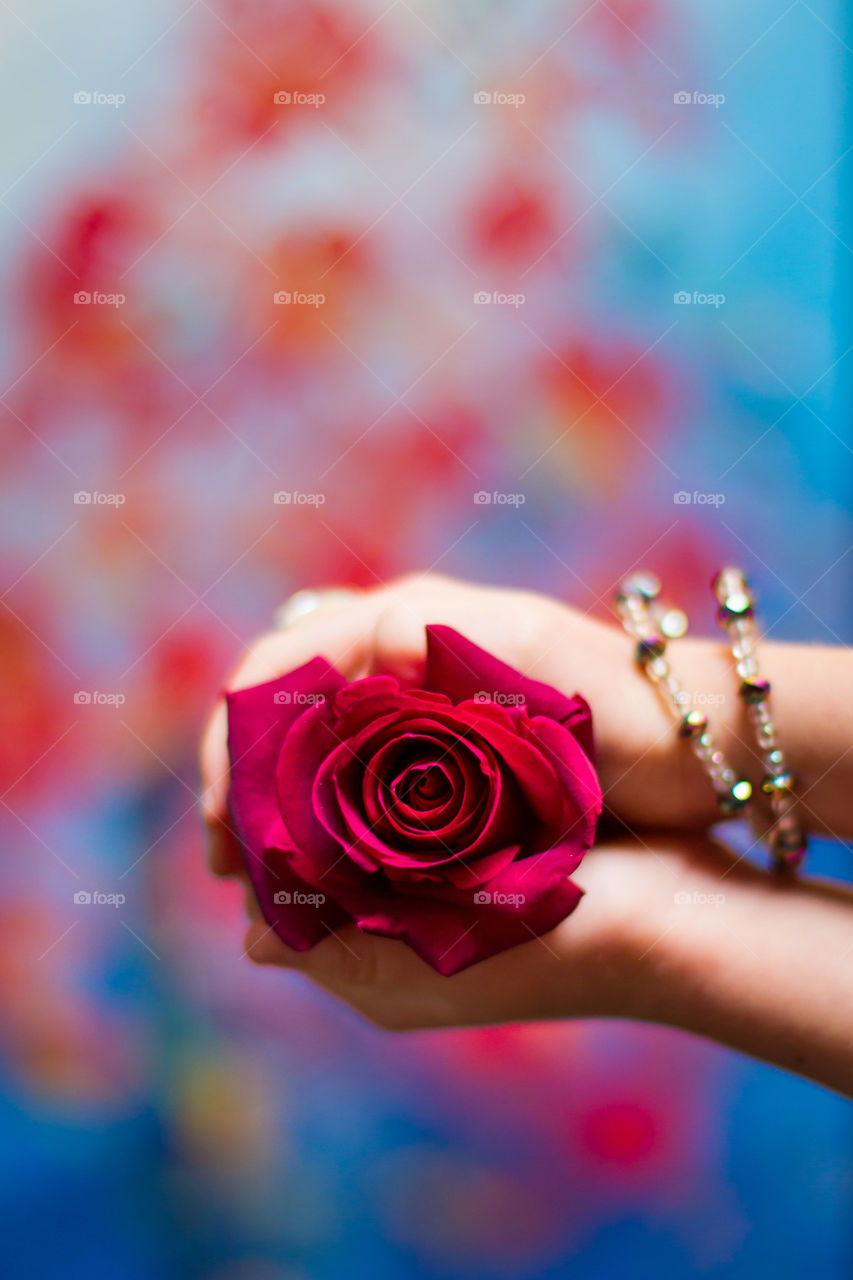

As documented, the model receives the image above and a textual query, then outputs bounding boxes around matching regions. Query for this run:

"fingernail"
[273,588,359,630]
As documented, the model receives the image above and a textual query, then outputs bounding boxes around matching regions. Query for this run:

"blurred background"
[1,1,852,1276]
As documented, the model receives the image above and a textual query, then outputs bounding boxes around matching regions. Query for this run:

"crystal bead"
[762,771,795,795]
[635,635,666,665]
[719,778,752,814]
[767,749,784,768]
[659,607,689,639]
[739,676,770,704]
[678,710,707,739]
[772,830,807,867]
[622,571,661,602]
[716,593,753,625]
[712,567,746,598]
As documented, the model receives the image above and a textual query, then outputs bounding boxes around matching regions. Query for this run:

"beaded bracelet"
[712,567,807,870]
[615,573,753,817]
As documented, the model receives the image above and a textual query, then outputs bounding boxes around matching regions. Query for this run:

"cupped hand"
[200,572,731,887]
[198,583,853,1088]
[234,830,740,1031]
[199,573,744,1028]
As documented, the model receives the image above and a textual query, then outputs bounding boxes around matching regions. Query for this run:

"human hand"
[201,574,853,1092]
[200,571,730,888]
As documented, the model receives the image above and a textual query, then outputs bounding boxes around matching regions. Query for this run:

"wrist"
[544,837,711,1022]
[565,836,761,1027]
[593,629,736,830]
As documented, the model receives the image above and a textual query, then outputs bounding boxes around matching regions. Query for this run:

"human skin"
[200,574,853,1096]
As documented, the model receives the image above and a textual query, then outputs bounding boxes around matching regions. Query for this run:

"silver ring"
[272,588,358,630]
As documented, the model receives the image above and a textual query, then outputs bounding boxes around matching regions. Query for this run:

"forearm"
[626,850,853,1096]
[537,602,853,839]
[713,640,853,840]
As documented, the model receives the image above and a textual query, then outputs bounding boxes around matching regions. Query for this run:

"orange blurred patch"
[196,0,389,144]
[535,338,669,493]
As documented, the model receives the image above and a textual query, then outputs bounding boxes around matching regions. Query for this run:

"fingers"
[224,593,375,694]
[240,910,572,1032]
[200,571,562,884]
[241,911,453,1029]
[369,576,560,681]
[199,572,558,877]
[200,576,448,831]
[272,587,361,629]
[199,586,373,870]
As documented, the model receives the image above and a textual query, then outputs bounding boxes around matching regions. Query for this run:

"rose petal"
[425,624,596,760]
[227,657,345,862]
[228,628,602,977]
[330,678,452,740]
[319,722,501,870]
[239,844,351,949]
[521,715,602,850]
[226,658,353,946]
[342,867,584,976]
[275,700,378,885]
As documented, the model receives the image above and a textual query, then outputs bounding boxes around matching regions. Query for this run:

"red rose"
[226,625,602,975]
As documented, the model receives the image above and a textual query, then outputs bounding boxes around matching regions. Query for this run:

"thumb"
[369,602,431,685]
